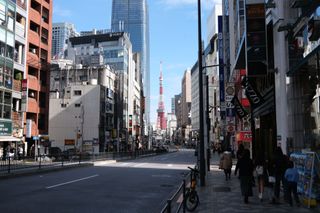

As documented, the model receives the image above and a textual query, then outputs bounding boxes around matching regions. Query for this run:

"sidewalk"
[195,153,318,213]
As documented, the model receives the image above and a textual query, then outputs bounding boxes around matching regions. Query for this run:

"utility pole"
[197,0,206,186]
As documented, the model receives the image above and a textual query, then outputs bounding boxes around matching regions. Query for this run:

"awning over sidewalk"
[0,136,23,142]
[287,45,320,76]
[234,36,246,70]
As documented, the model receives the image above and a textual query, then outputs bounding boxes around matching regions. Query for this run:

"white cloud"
[53,5,72,17]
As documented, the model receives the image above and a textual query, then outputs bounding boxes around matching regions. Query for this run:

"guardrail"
[161,172,191,213]
[0,149,168,176]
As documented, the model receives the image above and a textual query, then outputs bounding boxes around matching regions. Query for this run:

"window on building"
[75,103,81,108]
[30,21,40,35]
[61,103,67,108]
[31,0,41,13]
[0,1,5,26]
[73,90,81,96]
[42,7,49,24]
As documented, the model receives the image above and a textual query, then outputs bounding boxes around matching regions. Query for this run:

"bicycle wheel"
[185,190,199,212]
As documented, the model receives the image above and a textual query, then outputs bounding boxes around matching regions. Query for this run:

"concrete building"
[206,3,222,45]
[79,29,111,36]
[25,0,52,156]
[49,65,115,153]
[181,68,192,143]
[166,113,177,141]
[51,22,78,59]
[191,62,199,132]
[67,32,140,151]
[0,0,28,157]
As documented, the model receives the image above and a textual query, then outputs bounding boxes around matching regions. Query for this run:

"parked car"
[48,147,62,160]
[62,148,79,160]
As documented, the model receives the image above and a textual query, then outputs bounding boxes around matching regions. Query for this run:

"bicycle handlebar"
[188,166,199,173]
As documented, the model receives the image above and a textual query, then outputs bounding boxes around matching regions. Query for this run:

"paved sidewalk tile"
[194,154,318,213]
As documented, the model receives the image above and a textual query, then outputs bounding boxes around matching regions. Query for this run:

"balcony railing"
[15,22,25,38]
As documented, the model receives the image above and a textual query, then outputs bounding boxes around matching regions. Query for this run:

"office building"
[111,0,150,131]
[52,22,78,59]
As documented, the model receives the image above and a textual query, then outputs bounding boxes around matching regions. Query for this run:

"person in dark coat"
[235,149,254,204]
[272,147,287,204]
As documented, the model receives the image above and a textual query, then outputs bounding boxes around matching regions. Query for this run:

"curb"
[0,163,94,180]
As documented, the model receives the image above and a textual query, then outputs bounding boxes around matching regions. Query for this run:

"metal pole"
[197,0,206,186]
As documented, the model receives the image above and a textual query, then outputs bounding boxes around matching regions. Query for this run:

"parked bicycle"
[185,166,200,212]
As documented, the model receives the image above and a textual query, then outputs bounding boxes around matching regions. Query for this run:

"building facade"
[25,0,52,156]
[111,0,150,132]
[0,0,27,158]
[51,22,78,59]
[67,32,139,151]
[49,65,115,153]
[181,68,192,143]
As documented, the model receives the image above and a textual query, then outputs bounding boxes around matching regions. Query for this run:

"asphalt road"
[0,150,196,213]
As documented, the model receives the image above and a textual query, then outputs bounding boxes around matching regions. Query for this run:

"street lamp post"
[197,0,206,186]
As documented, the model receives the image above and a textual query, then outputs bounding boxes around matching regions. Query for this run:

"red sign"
[237,131,252,142]
[22,79,28,91]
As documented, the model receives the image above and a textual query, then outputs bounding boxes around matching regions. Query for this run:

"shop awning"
[287,45,320,76]
[0,136,23,142]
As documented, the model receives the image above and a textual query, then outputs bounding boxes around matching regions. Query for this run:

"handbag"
[256,166,263,175]
[268,176,276,183]
[266,170,275,183]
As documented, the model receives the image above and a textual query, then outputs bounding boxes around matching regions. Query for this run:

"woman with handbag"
[255,156,266,202]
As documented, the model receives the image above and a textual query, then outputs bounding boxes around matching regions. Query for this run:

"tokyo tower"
[157,61,167,130]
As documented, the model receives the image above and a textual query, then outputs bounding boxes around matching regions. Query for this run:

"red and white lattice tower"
[157,61,167,130]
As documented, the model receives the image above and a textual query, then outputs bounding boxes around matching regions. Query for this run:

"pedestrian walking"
[236,143,245,160]
[18,146,23,160]
[235,149,254,204]
[284,160,300,207]
[272,147,287,204]
[219,150,232,180]
[234,143,245,179]
[255,155,267,202]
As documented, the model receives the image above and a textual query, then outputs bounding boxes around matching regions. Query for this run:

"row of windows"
[0,90,11,119]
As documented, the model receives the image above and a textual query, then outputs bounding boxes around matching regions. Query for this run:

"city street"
[0,150,196,213]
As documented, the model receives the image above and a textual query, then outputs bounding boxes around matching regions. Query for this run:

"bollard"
[167,199,171,213]
[8,156,10,173]
[183,179,186,213]
[39,155,42,169]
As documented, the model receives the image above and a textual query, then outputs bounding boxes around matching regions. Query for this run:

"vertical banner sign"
[231,96,248,119]
[241,77,264,109]
[218,15,225,106]
[26,119,32,138]
[21,79,28,112]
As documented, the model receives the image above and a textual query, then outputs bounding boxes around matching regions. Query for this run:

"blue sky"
[53,0,219,123]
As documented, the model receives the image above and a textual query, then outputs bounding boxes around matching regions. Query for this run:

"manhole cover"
[160,184,174,188]
[212,187,231,192]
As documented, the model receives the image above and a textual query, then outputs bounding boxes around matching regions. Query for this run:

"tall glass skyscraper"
[111,0,150,131]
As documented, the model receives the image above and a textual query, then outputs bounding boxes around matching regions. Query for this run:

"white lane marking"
[167,164,173,167]
[46,174,99,189]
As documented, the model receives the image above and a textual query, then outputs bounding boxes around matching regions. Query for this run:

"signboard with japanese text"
[237,131,252,142]
[0,121,12,136]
